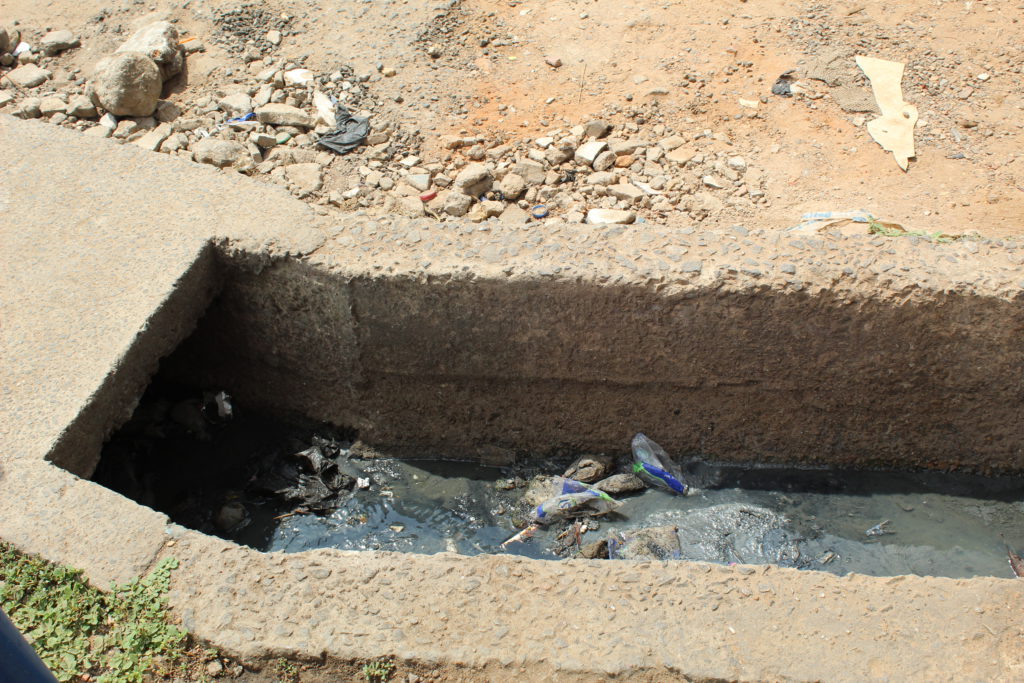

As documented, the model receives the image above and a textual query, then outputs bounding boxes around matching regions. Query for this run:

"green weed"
[0,542,187,682]
[362,658,395,682]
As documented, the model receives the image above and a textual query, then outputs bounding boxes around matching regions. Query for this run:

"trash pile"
[500,433,697,561]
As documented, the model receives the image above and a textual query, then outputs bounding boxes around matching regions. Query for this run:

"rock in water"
[91,53,162,116]
[115,21,183,80]
[593,473,646,495]
[563,454,615,483]
[608,526,681,561]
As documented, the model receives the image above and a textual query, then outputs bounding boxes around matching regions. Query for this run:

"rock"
[563,454,615,483]
[255,103,312,128]
[658,135,686,151]
[266,29,282,45]
[513,159,546,185]
[285,163,323,196]
[472,200,504,220]
[0,90,13,109]
[522,475,561,507]
[215,502,247,532]
[15,98,41,119]
[586,171,617,186]
[575,140,608,167]
[608,183,644,202]
[378,177,395,191]
[98,112,118,131]
[609,139,643,156]
[3,64,51,88]
[442,191,473,217]
[134,123,172,151]
[727,156,747,172]
[609,526,681,561]
[544,56,562,69]
[206,660,224,677]
[0,27,8,54]
[545,145,575,166]
[498,173,527,200]
[251,132,277,149]
[39,96,67,117]
[594,473,646,495]
[583,119,611,138]
[155,100,180,123]
[65,95,97,118]
[499,204,530,224]
[405,173,432,192]
[394,195,425,217]
[578,539,609,559]
[592,150,616,172]
[193,139,252,169]
[702,175,726,189]
[115,21,183,80]
[91,53,162,116]
[219,93,253,116]
[453,163,492,196]
[40,30,80,56]
[665,147,695,164]
[585,208,635,224]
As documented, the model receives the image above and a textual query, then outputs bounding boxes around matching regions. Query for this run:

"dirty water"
[94,385,1024,580]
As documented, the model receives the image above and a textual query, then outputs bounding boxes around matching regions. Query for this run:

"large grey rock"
[0,26,9,54]
[115,21,183,80]
[255,103,312,128]
[3,64,51,88]
[40,30,80,56]
[91,53,162,116]
[545,144,574,166]
[192,138,252,169]
[453,163,492,197]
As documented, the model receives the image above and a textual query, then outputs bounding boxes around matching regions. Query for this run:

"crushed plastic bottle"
[631,433,688,495]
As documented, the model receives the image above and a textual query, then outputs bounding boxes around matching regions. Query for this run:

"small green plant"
[275,657,300,683]
[0,542,187,682]
[362,658,395,682]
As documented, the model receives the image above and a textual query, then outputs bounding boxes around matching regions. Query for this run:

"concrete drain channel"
[4,120,1022,679]
[24,241,1024,679]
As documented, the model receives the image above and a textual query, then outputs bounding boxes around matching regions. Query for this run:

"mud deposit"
[95,385,1024,579]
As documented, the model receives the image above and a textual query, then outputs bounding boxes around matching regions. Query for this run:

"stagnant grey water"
[229,457,1024,579]
[94,387,1024,579]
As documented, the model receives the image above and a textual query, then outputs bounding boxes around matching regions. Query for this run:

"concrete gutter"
[1,116,1022,681]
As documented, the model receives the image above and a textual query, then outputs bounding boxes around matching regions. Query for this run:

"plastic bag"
[531,478,622,525]
[631,433,688,495]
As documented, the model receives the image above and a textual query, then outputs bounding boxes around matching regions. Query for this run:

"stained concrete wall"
[168,230,1024,473]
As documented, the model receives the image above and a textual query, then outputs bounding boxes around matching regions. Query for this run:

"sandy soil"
[3,0,1022,236]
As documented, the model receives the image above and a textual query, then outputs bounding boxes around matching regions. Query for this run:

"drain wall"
[165,241,1024,473]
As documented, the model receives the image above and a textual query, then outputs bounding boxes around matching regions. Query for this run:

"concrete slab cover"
[1,116,1023,680]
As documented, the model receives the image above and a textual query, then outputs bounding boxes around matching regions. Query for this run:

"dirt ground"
[2,0,1022,237]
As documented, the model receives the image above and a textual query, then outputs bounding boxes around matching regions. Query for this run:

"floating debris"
[865,520,894,537]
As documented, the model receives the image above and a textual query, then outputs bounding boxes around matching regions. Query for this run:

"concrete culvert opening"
[75,251,1024,579]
